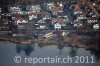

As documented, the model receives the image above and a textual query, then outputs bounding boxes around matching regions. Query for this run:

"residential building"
[26,5,41,12]
[93,24,99,29]
[73,4,83,15]
[77,13,87,20]
[87,17,98,23]
[41,12,51,20]
[52,7,63,15]
[50,18,67,26]
[34,20,48,29]
[15,18,28,25]
[47,3,55,10]
[28,12,38,20]
[54,23,62,30]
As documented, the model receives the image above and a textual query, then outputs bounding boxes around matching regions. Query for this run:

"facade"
[28,12,38,20]
[26,5,41,12]
[87,17,98,23]
[52,7,63,15]
[93,24,99,29]
[54,23,61,30]
[35,20,48,29]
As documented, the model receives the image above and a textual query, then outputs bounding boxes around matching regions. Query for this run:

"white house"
[73,4,83,15]
[35,20,48,29]
[77,14,87,20]
[87,17,98,23]
[93,24,99,29]
[52,7,63,15]
[54,23,62,30]
[47,3,55,10]
[42,12,51,20]
[26,5,41,12]
[16,19,28,25]
[50,18,66,27]
[74,11,83,15]
[73,21,83,28]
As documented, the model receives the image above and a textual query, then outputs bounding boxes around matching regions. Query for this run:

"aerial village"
[0,0,100,50]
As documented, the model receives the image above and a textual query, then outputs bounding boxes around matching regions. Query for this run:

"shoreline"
[0,36,99,51]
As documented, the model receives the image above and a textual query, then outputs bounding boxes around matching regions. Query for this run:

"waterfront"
[0,41,100,66]
[0,0,100,66]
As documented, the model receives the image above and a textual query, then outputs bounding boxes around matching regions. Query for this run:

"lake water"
[0,41,100,66]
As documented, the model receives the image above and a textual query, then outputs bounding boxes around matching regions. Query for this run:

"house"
[41,12,51,20]
[17,19,28,25]
[87,17,98,23]
[35,20,48,29]
[11,14,20,20]
[28,12,38,20]
[15,18,28,25]
[58,12,69,19]
[88,11,97,17]
[73,23,83,28]
[26,5,41,12]
[50,18,66,26]
[73,20,83,28]
[52,7,63,15]
[73,4,83,15]
[77,13,87,21]
[88,2,100,17]
[50,17,68,30]
[93,24,99,29]
[47,3,55,10]
[11,13,23,21]
[54,23,61,30]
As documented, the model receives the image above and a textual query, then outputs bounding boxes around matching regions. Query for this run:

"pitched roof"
[28,12,37,16]
[50,18,65,22]
[74,4,83,12]
[52,7,61,13]
[88,2,100,17]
